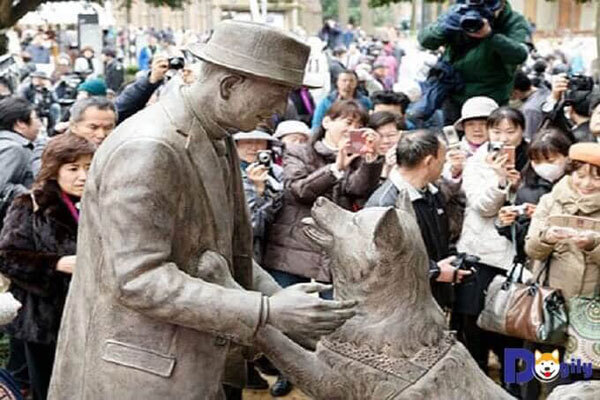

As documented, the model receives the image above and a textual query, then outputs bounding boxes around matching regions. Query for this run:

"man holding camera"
[418,0,529,124]
[114,54,170,124]
[542,73,594,143]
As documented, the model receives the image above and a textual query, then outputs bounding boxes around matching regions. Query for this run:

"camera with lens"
[33,86,54,120]
[487,141,504,153]
[168,57,185,70]
[257,150,273,168]
[453,0,500,33]
[564,74,594,105]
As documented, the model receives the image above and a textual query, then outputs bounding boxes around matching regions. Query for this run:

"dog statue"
[254,196,514,399]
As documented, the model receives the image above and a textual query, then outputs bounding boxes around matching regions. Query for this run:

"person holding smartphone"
[496,128,571,264]
[525,142,600,386]
[262,100,382,396]
[454,106,529,390]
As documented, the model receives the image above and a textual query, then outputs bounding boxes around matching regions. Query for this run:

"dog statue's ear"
[535,350,542,361]
[374,207,403,250]
[552,349,560,361]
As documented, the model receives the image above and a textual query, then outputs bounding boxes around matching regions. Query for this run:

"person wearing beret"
[526,142,600,300]
[48,21,357,400]
[525,142,600,385]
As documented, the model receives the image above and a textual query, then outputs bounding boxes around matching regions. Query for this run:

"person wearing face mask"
[444,96,499,182]
[454,106,529,388]
[311,70,373,131]
[0,134,95,400]
[496,128,572,264]
[525,142,600,386]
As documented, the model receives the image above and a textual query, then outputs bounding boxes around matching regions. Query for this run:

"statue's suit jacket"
[49,87,264,399]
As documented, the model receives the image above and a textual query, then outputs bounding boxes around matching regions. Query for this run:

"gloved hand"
[439,5,463,35]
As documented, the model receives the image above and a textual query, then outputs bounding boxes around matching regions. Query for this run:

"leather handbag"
[565,274,600,369]
[477,260,568,344]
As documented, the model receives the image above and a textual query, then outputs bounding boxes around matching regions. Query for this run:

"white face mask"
[532,161,566,182]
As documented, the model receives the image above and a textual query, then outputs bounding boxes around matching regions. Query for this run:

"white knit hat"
[274,120,311,140]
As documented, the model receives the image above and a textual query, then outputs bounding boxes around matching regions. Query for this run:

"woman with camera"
[454,107,529,391]
[233,130,284,265]
[525,142,600,385]
[496,128,572,264]
[0,134,95,400]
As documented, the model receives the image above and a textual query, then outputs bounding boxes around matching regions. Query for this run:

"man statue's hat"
[188,20,312,88]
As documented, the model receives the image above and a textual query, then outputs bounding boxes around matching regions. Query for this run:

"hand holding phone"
[501,145,516,168]
[348,129,367,154]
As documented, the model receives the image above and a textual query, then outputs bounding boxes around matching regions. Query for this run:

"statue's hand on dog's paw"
[267,283,358,338]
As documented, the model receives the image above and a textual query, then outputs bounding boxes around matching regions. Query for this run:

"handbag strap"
[509,223,524,283]
[533,258,551,287]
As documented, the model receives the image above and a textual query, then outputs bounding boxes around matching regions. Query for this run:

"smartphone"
[500,145,516,167]
[442,126,461,150]
[349,129,366,154]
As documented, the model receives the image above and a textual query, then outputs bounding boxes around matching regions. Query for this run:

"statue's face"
[226,76,291,131]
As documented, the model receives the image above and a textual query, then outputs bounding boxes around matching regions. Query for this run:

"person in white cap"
[443,96,499,182]
[274,120,311,146]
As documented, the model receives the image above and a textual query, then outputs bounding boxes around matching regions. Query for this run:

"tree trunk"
[339,0,349,26]
[360,0,372,34]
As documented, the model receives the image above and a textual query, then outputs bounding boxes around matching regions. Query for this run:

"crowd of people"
[0,0,599,399]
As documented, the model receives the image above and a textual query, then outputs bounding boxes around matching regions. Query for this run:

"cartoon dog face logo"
[534,350,560,382]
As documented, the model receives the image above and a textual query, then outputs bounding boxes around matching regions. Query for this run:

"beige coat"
[525,176,600,299]
[48,86,273,399]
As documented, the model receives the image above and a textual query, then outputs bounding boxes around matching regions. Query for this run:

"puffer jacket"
[457,144,515,269]
[263,141,383,282]
[525,176,600,299]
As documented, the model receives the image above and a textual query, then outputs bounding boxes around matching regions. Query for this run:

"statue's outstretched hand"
[268,283,357,338]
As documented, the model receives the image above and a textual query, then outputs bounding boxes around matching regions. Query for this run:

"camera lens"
[460,16,484,33]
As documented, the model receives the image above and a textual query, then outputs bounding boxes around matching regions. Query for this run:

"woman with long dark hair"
[0,134,95,400]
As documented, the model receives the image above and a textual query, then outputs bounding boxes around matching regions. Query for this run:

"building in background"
[112,0,323,34]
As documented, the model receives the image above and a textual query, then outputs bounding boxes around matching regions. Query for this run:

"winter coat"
[525,176,600,299]
[0,130,39,230]
[365,169,451,263]
[497,172,556,263]
[418,1,529,106]
[457,144,516,269]
[105,59,125,92]
[263,141,384,282]
[241,163,284,264]
[0,183,76,344]
[48,86,278,400]
[114,72,162,124]
[311,91,373,131]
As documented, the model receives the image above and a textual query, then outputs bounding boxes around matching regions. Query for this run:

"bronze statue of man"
[48,21,356,399]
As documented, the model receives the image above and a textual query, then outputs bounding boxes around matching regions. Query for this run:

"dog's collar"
[321,331,456,393]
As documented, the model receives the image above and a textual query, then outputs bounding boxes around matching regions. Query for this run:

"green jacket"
[418,1,529,106]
